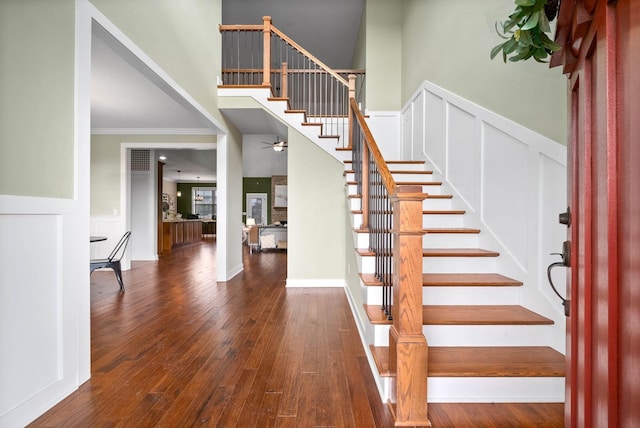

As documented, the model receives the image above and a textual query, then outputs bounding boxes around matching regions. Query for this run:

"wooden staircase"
[343,156,565,412]
[217,85,565,423]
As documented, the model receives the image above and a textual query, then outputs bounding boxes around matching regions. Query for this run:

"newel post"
[389,186,430,427]
[262,16,272,86]
[281,62,288,98]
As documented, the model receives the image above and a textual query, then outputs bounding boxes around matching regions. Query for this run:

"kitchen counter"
[161,219,202,252]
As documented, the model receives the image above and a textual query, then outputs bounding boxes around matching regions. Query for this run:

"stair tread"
[360,273,522,287]
[344,169,434,175]
[424,228,480,234]
[396,181,442,186]
[423,273,523,286]
[427,403,564,426]
[344,160,426,165]
[350,194,453,199]
[423,210,466,214]
[371,345,565,377]
[423,248,499,257]
[364,304,553,325]
[356,248,498,257]
[389,170,434,174]
[352,209,465,215]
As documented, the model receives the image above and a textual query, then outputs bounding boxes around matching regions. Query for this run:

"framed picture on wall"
[274,185,287,207]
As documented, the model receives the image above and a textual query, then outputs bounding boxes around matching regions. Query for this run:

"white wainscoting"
[364,111,401,160]
[402,81,568,352]
[0,196,90,427]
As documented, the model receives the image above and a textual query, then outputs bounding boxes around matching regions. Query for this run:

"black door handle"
[558,207,571,226]
[547,240,570,316]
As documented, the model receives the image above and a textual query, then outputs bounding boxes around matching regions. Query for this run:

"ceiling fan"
[261,138,288,152]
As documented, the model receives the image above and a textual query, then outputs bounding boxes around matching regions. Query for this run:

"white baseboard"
[285,279,345,288]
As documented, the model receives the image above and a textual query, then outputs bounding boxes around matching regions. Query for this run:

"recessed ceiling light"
[159,155,167,160]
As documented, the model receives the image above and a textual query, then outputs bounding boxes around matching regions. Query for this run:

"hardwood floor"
[29,241,393,428]
[29,240,563,427]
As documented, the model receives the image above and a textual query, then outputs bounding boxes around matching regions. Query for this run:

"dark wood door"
[554,1,640,426]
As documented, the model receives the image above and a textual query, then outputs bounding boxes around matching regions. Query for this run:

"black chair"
[90,231,131,292]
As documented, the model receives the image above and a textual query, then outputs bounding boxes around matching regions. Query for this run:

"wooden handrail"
[269,24,348,86]
[218,24,263,31]
[350,98,396,195]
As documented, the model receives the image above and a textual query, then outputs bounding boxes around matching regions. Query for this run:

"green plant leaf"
[518,30,533,46]
[490,42,507,60]
[538,11,551,33]
[515,0,536,6]
[504,38,518,54]
[509,47,535,62]
[521,11,540,30]
[533,47,548,60]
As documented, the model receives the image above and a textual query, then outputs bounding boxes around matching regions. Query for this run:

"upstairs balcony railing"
[220,16,365,146]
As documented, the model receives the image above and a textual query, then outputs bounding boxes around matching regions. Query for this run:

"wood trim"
[219,24,262,31]
[350,99,396,196]
[604,3,619,424]
[389,186,429,427]
[262,16,271,86]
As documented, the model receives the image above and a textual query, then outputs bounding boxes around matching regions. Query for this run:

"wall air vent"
[131,149,150,172]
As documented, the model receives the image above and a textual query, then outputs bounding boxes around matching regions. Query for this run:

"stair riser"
[347,183,443,195]
[423,257,497,273]
[427,377,564,403]
[422,198,453,210]
[351,213,363,229]
[358,254,376,274]
[344,172,437,182]
[349,198,361,211]
[345,162,428,172]
[423,214,464,228]
[423,233,479,248]
[352,214,464,229]
[369,324,556,348]
[424,324,560,347]
[364,286,520,306]
[358,255,498,274]
[353,231,369,248]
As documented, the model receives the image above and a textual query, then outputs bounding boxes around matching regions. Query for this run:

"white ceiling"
[90,0,363,181]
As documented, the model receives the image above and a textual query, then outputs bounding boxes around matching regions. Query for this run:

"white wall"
[130,154,157,261]
[403,80,568,351]
[242,134,288,177]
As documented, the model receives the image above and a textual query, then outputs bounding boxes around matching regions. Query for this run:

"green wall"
[364,0,403,111]
[176,182,217,216]
[400,0,567,144]
[287,127,346,282]
[0,0,75,197]
[90,134,217,216]
[242,177,272,224]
